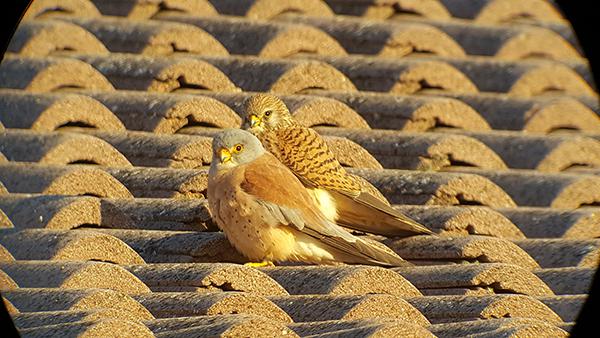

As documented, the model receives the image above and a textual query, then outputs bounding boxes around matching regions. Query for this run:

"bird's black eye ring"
[264,110,272,117]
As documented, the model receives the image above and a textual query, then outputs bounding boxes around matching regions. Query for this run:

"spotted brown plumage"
[265,126,362,194]
[243,93,435,237]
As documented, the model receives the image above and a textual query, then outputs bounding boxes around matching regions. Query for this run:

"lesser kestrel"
[242,93,434,237]
[207,129,410,266]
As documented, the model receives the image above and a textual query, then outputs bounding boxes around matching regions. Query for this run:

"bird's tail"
[335,191,436,237]
[328,236,413,267]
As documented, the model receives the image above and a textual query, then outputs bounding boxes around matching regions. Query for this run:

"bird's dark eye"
[234,144,243,152]
[264,110,272,117]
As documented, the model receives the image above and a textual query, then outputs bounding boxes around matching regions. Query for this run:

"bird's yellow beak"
[219,148,232,163]
[249,114,261,128]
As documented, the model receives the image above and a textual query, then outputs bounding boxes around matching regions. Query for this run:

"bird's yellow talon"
[244,261,274,267]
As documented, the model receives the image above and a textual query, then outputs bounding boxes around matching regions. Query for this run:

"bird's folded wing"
[241,155,409,266]
[270,128,432,236]
[272,127,362,196]
[335,190,436,236]
[254,197,410,267]
[349,173,389,205]
[241,153,356,243]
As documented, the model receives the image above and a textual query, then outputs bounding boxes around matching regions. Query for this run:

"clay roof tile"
[348,168,516,207]
[208,0,334,19]
[72,54,240,93]
[320,128,507,171]
[98,197,214,231]
[124,263,287,296]
[497,207,600,239]
[0,207,13,229]
[455,169,600,208]
[0,261,150,294]
[0,163,133,198]
[388,236,539,269]
[436,56,595,97]
[0,56,114,92]
[534,267,595,295]
[8,20,109,57]
[0,244,15,262]
[84,91,241,133]
[537,295,586,322]
[288,318,436,337]
[133,291,292,322]
[0,194,209,231]
[145,314,298,337]
[2,288,154,320]
[438,93,600,133]
[429,318,568,338]
[0,90,125,131]
[90,0,218,19]
[406,294,562,324]
[313,91,490,131]
[312,55,478,94]
[514,239,600,268]
[322,136,382,169]
[196,55,357,93]
[260,265,422,296]
[406,18,580,61]
[104,166,207,199]
[0,269,18,290]
[448,130,600,172]
[94,229,245,264]
[279,15,465,57]
[62,16,228,56]
[159,14,346,58]
[0,130,132,167]
[22,0,101,20]
[0,229,145,264]
[18,319,155,338]
[393,263,553,297]
[324,0,451,20]
[0,194,103,230]
[13,308,151,329]
[439,0,565,24]
[269,294,429,325]
[81,130,213,169]
[394,205,525,239]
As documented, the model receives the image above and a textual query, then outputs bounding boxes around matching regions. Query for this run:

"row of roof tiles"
[0,54,593,101]
[0,261,582,336]
[8,15,582,61]
[4,310,571,337]
[2,192,599,239]
[2,226,599,272]
[0,257,589,317]
[1,160,599,209]
[3,125,600,172]
[23,0,567,24]
[3,90,600,134]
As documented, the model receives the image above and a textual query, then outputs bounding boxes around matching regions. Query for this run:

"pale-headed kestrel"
[242,93,435,237]
[207,129,410,266]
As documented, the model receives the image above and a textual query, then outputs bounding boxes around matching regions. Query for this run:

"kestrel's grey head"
[242,93,296,135]
[210,129,266,171]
